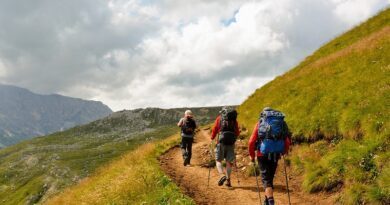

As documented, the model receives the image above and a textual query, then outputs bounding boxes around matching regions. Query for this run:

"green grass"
[46,135,194,205]
[0,107,220,204]
[0,125,179,205]
[237,8,390,204]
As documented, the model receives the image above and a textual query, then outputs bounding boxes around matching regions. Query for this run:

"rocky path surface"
[159,129,335,205]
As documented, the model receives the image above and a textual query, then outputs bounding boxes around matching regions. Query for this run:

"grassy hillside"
[238,8,389,204]
[46,135,193,205]
[0,107,221,205]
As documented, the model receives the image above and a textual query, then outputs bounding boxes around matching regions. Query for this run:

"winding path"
[159,129,335,205]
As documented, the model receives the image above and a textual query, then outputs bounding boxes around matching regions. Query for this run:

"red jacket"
[248,122,291,159]
[211,115,240,142]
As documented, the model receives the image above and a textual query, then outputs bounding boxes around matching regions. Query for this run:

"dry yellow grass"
[46,134,192,205]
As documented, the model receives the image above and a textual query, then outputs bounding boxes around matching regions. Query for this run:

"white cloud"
[0,59,6,78]
[332,0,389,26]
[0,0,388,111]
[214,76,275,106]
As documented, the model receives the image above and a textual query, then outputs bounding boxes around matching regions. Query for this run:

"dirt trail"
[160,129,335,205]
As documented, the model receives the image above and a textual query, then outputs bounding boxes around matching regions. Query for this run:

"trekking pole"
[282,155,292,205]
[207,141,214,188]
[234,160,240,185]
[253,159,262,205]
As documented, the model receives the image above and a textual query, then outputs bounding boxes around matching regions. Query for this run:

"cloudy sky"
[0,0,388,111]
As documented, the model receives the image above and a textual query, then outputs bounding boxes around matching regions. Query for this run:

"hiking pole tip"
[253,159,262,205]
[283,155,291,205]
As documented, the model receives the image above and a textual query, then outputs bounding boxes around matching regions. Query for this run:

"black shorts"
[257,156,279,189]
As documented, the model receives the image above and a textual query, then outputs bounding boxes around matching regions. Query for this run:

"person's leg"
[226,161,232,179]
[226,145,235,178]
[215,143,225,175]
[216,160,227,186]
[215,144,227,185]
[180,137,187,164]
[187,138,193,164]
[265,187,274,205]
[224,145,236,187]
[258,156,274,204]
[265,157,279,205]
[216,161,224,174]
[225,161,232,187]
[182,138,190,166]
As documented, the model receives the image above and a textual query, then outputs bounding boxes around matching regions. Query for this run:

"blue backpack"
[257,109,287,155]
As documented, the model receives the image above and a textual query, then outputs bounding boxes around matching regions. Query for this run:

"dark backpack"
[257,109,288,155]
[181,118,196,135]
[219,109,238,145]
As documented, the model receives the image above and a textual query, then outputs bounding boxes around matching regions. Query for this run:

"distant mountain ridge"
[93,106,223,133]
[0,84,113,147]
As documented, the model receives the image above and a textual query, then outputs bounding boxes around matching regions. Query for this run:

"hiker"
[248,107,291,205]
[177,110,197,166]
[211,107,240,187]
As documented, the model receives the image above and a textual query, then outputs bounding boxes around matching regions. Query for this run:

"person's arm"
[211,116,221,140]
[284,137,291,155]
[234,121,240,137]
[192,120,197,134]
[177,118,184,127]
[248,122,259,160]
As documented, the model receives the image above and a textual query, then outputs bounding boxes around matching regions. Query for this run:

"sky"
[0,0,388,111]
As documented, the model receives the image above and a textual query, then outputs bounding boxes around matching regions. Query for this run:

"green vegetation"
[238,8,389,204]
[46,135,194,205]
[0,125,178,205]
[0,107,220,204]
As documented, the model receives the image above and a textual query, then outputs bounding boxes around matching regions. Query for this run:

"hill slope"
[238,9,389,204]
[0,106,221,205]
[47,134,194,205]
[0,84,112,147]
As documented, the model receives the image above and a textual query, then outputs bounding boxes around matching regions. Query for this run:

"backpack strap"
[217,116,222,141]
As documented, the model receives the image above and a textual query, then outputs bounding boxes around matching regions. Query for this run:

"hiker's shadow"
[231,185,293,193]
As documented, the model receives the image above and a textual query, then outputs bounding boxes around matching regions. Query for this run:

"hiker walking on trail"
[248,107,291,205]
[177,110,197,166]
[211,107,240,187]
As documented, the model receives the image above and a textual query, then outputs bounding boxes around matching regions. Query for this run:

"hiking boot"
[225,178,231,187]
[267,197,275,205]
[218,176,227,186]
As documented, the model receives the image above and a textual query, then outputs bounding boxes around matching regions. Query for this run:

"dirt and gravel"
[159,129,337,205]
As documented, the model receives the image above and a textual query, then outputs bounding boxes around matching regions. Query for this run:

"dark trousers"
[258,155,279,189]
[181,137,193,164]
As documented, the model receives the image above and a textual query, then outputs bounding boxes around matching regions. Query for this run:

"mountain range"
[0,84,112,148]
